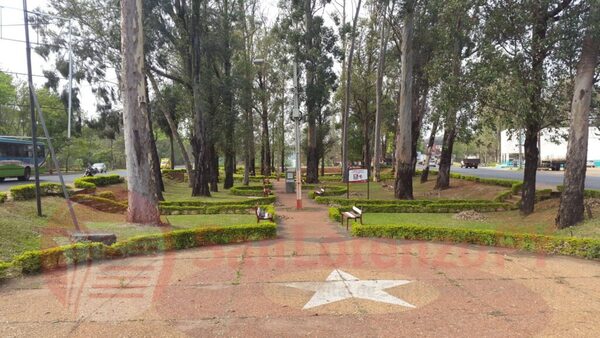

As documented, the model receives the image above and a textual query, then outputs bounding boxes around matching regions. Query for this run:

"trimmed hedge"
[230,185,273,196]
[162,169,186,181]
[10,182,69,201]
[328,201,514,217]
[315,196,503,207]
[351,223,600,260]
[557,185,600,198]
[493,190,513,202]
[74,174,123,189]
[70,194,128,213]
[232,174,277,182]
[160,196,276,207]
[160,203,275,216]
[307,185,348,199]
[1,223,277,279]
[0,192,6,203]
[96,191,117,200]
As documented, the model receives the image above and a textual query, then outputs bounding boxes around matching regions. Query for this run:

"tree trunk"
[304,0,319,184]
[209,142,218,192]
[190,0,211,197]
[147,73,195,187]
[421,116,439,183]
[145,78,164,198]
[557,29,599,227]
[373,1,388,182]
[120,0,161,223]
[435,122,456,190]
[520,126,539,214]
[169,132,175,169]
[394,0,415,199]
[259,71,271,176]
[341,0,362,182]
[222,2,235,190]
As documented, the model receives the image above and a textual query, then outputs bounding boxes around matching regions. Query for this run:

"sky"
[0,0,348,120]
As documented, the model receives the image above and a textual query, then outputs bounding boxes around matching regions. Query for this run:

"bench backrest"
[352,206,362,215]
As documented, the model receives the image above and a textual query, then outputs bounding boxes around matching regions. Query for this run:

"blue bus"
[0,136,46,182]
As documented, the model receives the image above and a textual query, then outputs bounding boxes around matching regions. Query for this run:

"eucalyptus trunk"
[373,1,388,182]
[421,116,439,183]
[394,0,415,199]
[557,30,599,228]
[120,0,161,223]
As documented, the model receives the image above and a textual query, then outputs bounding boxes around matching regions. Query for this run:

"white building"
[500,128,600,164]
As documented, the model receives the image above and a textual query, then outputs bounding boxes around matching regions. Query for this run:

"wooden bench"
[314,187,326,196]
[342,206,363,230]
[255,207,274,223]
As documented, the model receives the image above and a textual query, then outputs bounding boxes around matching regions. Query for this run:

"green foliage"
[307,185,348,199]
[1,223,276,279]
[557,185,600,198]
[511,182,524,194]
[230,185,273,196]
[96,191,116,200]
[161,203,274,216]
[328,201,514,216]
[74,174,123,189]
[493,190,513,202]
[70,194,127,213]
[160,196,276,207]
[0,192,6,203]
[10,183,67,201]
[328,207,342,222]
[351,223,600,260]
[315,196,504,207]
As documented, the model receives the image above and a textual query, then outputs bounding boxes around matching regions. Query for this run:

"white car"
[428,160,437,168]
[92,163,107,173]
[587,160,596,168]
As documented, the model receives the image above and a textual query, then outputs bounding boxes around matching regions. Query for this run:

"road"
[3,166,600,191]
[0,170,127,192]
[449,166,600,189]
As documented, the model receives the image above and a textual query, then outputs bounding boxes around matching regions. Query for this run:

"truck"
[460,158,480,169]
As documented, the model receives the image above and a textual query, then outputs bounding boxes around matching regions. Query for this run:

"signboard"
[348,168,368,183]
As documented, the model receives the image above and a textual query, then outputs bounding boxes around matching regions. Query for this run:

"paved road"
[1,181,599,336]
[449,166,600,189]
[0,170,127,192]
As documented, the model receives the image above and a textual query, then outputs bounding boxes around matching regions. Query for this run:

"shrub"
[536,189,553,202]
[511,182,524,194]
[232,174,277,182]
[70,194,128,213]
[557,185,600,198]
[315,196,499,207]
[10,182,68,201]
[494,190,513,202]
[328,207,342,222]
[351,223,600,260]
[74,174,123,189]
[96,191,117,200]
[160,196,276,207]
[329,201,514,215]
[162,169,186,181]
[0,192,6,203]
[307,185,348,199]
[3,223,276,278]
[230,185,273,196]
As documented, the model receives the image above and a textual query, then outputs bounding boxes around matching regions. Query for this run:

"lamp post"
[292,62,302,209]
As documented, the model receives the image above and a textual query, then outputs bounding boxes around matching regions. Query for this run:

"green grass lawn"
[359,199,600,239]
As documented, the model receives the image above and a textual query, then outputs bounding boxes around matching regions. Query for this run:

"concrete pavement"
[0,181,599,337]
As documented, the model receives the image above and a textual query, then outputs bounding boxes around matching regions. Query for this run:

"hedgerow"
[160,203,275,216]
[351,223,600,260]
[493,190,513,202]
[70,194,128,213]
[10,182,69,201]
[0,192,6,203]
[230,185,273,196]
[74,174,123,189]
[96,191,117,200]
[315,196,503,207]
[160,196,276,207]
[1,223,276,280]
[327,201,514,217]
[557,185,600,198]
[307,185,348,199]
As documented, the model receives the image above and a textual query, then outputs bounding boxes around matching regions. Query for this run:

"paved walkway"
[1,181,600,337]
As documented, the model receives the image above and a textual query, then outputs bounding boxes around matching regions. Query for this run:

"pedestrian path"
[1,180,599,337]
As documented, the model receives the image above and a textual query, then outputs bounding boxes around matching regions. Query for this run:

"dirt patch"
[585,198,600,209]
[453,210,486,221]
[96,183,129,203]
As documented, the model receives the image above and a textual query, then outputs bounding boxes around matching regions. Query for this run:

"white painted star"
[285,269,416,309]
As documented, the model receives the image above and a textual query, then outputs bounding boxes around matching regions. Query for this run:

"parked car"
[428,160,437,168]
[587,160,596,168]
[460,158,480,169]
[160,158,172,169]
[91,163,107,173]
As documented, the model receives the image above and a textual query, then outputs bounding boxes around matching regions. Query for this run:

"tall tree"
[120,0,161,223]
[557,6,600,228]
[341,0,362,182]
[394,0,415,199]
[373,0,389,182]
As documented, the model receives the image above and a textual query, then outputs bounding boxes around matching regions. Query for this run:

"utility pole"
[22,0,42,217]
[293,62,302,209]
